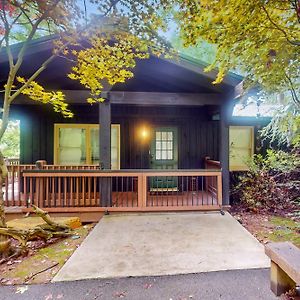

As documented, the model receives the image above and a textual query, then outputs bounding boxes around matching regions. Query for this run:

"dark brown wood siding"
[12,104,220,168]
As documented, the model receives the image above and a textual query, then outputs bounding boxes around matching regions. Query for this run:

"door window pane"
[155,130,173,160]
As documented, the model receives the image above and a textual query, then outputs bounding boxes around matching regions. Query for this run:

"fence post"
[137,174,143,208]
[35,161,46,208]
[35,160,47,169]
[142,173,147,208]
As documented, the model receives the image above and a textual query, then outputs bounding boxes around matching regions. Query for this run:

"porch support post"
[99,94,111,207]
[219,99,235,206]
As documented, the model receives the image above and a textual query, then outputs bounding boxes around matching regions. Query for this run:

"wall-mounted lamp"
[141,128,149,139]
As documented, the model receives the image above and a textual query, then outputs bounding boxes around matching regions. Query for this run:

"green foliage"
[260,101,300,147]
[173,0,300,146]
[170,33,216,64]
[248,149,300,173]
[235,150,300,210]
[0,121,20,159]
[176,0,300,92]
[16,77,73,118]
[68,33,150,103]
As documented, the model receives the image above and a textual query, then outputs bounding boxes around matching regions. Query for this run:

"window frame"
[229,125,254,171]
[155,130,174,161]
[54,123,120,169]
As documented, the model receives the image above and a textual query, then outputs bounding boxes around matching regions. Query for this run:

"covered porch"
[1,42,243,220]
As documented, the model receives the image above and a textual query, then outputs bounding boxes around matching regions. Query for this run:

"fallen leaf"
[16,286,28,294]
[57,294,64,299]
[45,294,53,300]
[114,291,126,298]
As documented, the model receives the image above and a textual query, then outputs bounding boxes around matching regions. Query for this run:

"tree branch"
[14,0,62,72]
[284,73,300,108]
[9,54,57,103]
[261,4,300,46]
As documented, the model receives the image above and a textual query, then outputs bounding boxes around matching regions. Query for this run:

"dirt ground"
[230,205,300,247]
[0,223,94,285]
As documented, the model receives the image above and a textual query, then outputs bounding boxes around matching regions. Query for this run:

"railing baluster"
[76,177,79,207]
[201,176,204,206]
[82,176,86,207]
[70,177,74,207]
[64,176,67,207]
[186,176,189,206]
[11,165,15,206]
[52,177,55,208]
[46,177,49,208]
[30,177,33,206]
[88,176,91,207]
[116,176,119,207]
[58,177,61,207]
[93,176,97,207]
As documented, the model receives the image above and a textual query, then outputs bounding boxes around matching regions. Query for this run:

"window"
[229,126,254,171]
[155,131,174,160]
[0,120,20,159]
[54,124,120,169]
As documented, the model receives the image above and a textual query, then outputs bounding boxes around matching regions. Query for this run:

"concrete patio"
[53,212,270,282]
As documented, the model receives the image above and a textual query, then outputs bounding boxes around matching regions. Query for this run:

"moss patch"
[256,216,300,247]
[0,224,94,285]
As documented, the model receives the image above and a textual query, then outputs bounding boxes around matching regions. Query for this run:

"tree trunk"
[0,151,11,258]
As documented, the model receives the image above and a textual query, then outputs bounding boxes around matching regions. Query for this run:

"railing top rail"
[22,168,222,174]
[22,169,222,178]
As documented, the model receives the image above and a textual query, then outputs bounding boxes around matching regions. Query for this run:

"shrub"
[233,149,300,212]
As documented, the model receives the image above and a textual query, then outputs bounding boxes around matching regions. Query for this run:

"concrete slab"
[53,212,270,282]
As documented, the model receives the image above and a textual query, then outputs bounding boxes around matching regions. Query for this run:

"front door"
[150,127,178,190]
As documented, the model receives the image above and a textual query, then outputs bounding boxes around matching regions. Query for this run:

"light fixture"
[141,128,148,139]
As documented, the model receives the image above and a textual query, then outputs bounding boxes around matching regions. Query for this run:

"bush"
[233,149,300,212]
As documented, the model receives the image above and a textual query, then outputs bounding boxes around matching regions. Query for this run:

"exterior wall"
[12,103,220,169]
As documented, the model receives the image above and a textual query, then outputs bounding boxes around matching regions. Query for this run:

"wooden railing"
[4,164,99,207]
[204,157,221,199]
[204,156,221,170]
[5,158,20,165]
[17,169,222,211]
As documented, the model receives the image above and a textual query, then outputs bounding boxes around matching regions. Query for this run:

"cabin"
[1,36,259,221]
